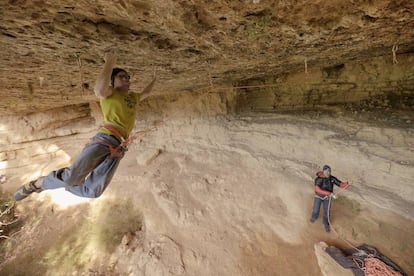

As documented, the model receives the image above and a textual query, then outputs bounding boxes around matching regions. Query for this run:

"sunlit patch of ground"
[38,189,91,210]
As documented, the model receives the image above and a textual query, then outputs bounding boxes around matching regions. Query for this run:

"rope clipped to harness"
[92,139,127,159]
[89,122,164,159]
[102,122,163,147]
[86,124,128,159]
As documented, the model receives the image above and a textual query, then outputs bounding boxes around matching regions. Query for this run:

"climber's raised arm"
[94,50,117,98]
[138,68,157,101]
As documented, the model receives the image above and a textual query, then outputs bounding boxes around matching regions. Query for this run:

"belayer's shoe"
[324,225,331,233]
[14,180,43,201]
[310,218,316,223]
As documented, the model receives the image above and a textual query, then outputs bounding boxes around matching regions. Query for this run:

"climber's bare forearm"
[94,50,117,98]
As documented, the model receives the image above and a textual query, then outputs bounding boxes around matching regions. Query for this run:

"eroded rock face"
[2,111,413,275]
[1,0,413,114]
[314,242,353,276]
[1,2,414,275]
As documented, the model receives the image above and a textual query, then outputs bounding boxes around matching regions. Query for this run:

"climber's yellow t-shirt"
[98,88,140,139]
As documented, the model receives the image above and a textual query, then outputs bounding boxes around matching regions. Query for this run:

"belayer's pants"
[311,195,330,226]
[42,132,125,198]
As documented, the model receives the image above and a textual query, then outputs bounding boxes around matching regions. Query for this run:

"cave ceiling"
[0,0,413,115]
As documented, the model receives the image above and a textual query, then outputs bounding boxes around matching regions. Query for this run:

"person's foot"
[14,180,43,201]
[310,218,316,223]
[324,225,331,233]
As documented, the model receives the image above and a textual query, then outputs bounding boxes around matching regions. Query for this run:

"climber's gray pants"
[42,132,125,198]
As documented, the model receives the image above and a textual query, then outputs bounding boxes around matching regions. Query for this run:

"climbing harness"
[86,136,127,159]
[86,122,163,159]
[314,194,329,200]
[84,124,128,159]
[101,123,128,144]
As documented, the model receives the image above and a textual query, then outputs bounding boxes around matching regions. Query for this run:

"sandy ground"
[0,111,413,275]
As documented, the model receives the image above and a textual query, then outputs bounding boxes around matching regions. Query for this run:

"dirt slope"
[1,111,413,275]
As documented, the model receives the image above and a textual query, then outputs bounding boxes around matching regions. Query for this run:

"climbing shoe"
[14,180,43,201]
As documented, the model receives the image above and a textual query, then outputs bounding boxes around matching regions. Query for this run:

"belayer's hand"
[330,193,337,200]
[340,181,350,189]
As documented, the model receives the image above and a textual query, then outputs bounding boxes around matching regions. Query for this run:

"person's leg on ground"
[310,196,322,223]
[322,198,331,232]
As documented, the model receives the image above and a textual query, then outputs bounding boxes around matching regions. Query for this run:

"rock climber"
[14,49,157,201]
[310,165,350,232]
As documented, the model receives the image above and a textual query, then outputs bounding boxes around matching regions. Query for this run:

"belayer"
[310,165,350,232]
[14,49,157,201]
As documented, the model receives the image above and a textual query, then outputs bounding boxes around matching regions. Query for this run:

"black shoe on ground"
[14,180,43,201]
[310,218,316,223]
[324,225,331,233]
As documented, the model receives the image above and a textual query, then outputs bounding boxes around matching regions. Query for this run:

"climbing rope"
[76,54,85,97]
[304,58,308,74]
[125,122,163,147]
[392,44,398,65]
[353,254,402,276]
[327,187,403,276]
[364,255,402,276]
[193,83,281,95]
[327,186,361,252]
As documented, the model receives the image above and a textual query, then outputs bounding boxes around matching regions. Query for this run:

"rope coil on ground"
[328,188,403,276]
[364,255,402,276]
